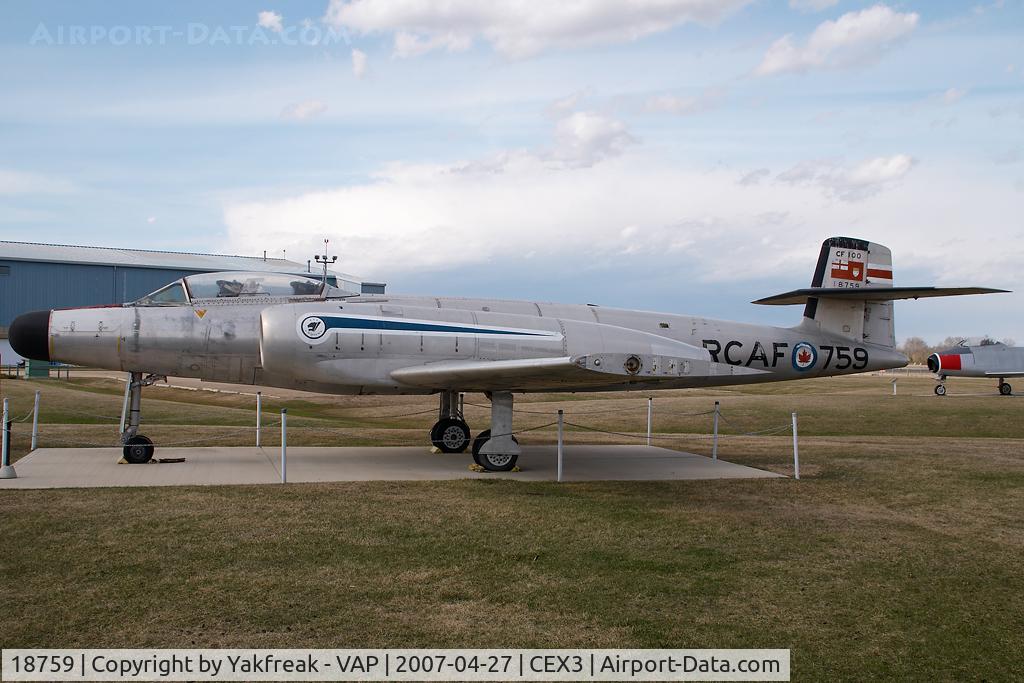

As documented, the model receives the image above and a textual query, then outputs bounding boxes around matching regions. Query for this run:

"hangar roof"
[0,240,369,286]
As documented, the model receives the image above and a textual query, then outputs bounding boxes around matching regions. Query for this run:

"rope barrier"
[463,400,715,418]
[562,420,793,442]
[9,386,798,455]
[47,406,123,421]
[11,406,36,423]
[343,406,442,419]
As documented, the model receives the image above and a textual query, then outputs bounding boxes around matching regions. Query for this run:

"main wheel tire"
[472,429,492,458]
[471,429,520,471]
[934,384,947,396]
[431,418,471,453]
[1000,382,1013,396]
[477,451,518,472]
[123,435,154,464]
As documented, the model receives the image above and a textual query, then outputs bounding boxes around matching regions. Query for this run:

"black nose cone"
[9,310,51,361]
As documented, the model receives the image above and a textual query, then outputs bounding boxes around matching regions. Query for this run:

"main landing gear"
[472,391,520,472]
[121,371,164,464]
[427,390,521,471]
[935,378,1014,396]
[430,390,471,453]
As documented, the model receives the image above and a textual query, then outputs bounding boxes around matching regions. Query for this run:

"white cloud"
[324,0,752,58]
[223,156,789,280]
[942,87,967,104]
[739,168,771,186]
[146,216,157,224]
[221,152,1022,292]
[392,30,472,58]
[0,169,76,195]
[280,99,327,121]
[755,5,919,76]
[776,154,916,200]
[989,101,1024,119]
[789,0,839,12]
[644,88,725,116]
[351,48,368,78]
[547,92,587,117]
[548,111,636,168]
[257,10,284,33]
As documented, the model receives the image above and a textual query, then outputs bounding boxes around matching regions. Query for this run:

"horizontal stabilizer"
[391,354,767,392]
[753,286,1009,306]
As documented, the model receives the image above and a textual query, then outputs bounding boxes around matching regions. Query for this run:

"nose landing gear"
[120,371,165,464]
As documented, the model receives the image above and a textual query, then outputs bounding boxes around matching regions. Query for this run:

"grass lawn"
[1,373,1021,680]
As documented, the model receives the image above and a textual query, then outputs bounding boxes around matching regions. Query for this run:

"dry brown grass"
[0,373,1022,679]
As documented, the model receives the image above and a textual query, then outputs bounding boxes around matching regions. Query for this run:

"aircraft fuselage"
[46,293,906,395]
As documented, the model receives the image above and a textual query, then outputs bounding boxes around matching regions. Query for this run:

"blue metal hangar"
[0,240,385,362]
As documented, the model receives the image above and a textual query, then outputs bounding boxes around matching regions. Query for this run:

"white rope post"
[646,397,653,447]
[280,408,287,484]
[557,409,564,483]
[0,397,15,479]
[1,398,7,460]
[30,390,40,451]
[712,401,720,460]
[792,412,800,480]
[255,391,262,448]
[891,378,898,396]
[118,375,131,434]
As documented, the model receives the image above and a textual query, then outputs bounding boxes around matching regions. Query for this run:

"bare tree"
[899,337,933,364]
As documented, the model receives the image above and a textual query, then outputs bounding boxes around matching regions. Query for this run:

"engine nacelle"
[928,350,971,376]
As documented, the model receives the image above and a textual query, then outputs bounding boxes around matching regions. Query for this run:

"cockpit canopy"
[132,272,347,306]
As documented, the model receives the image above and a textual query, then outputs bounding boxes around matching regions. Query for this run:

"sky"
[1,0,1022,344]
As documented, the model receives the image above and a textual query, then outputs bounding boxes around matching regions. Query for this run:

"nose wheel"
[123,435,154,464]
[934,383,947,396]
[119,371,163,463]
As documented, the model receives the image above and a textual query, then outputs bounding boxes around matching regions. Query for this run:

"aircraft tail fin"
[803,237,896,347]
[753,237,1008,349]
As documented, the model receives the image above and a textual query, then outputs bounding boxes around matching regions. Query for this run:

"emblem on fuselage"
[792,342,817,371]
[301,316,328,340]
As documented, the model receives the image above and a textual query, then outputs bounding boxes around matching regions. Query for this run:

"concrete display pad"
[0,445,782,489]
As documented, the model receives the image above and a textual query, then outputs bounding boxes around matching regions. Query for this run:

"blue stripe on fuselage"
[316,315,552,337]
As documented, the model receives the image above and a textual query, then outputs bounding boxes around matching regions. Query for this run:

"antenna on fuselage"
[314,238,338,287]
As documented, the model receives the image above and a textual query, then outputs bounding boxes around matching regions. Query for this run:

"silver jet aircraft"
[8,236,1006,470]
[927,342,1024,395]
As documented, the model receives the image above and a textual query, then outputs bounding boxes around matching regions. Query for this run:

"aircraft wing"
[391,353,768,392]
[753,286,1009,306]
[984,371,1024,377]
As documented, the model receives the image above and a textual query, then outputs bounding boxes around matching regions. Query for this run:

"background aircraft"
[8,237,1006,470]
[927,343,1024,395]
